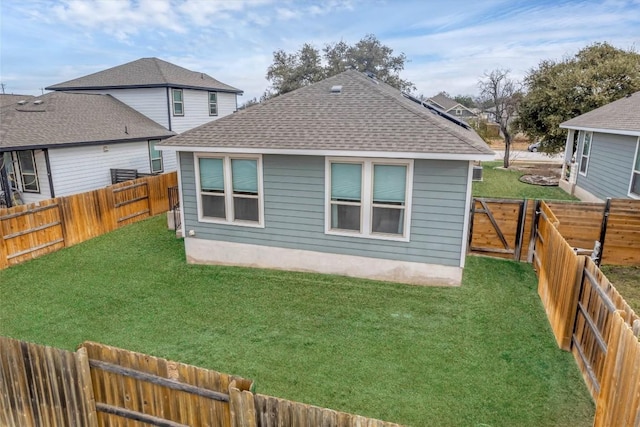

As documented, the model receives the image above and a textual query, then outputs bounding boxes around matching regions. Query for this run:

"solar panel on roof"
[401,93,472,130]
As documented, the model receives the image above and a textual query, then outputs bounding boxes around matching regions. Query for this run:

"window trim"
[194,153,264,228]
[325,157,413,242]
[579,131,592,177]
[172,88,184,116]
[208,92,218,116]
[17,150,40,193]
[628,136,640,199]
[148,139,164,173]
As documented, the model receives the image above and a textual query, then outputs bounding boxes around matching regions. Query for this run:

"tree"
[518,42,640,153]
[453,94,476,108]
[265,34,414,96]
[478,69,521,168]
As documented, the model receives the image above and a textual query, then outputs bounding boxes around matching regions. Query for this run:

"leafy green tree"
[454,94,476,108]
[478,69,522,168]
[518,42,640,152]
[266,35,414,96]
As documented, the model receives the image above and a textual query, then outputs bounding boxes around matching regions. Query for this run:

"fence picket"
[0,172,177,269]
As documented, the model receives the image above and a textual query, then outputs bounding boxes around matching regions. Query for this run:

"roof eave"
[157,145,496,161]
[45,83,243,94]
[559,123,640,137]
[0,134,175,152]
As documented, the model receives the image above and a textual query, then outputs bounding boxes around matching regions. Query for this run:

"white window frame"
[194,153,264,228]
[209,92,218,116]
[148,139,163,173]
[172,88,184,116]
[628,136,640,199]
[325,157,413,242]
[579,131,592,177]
[17,150,40,193]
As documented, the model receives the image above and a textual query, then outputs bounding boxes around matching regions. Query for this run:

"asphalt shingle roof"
[428,94,459,111]
[0,94,35,108]
[0,92,175,150]
[160,70,493,157]
[45,57,242,94]
[561,91,640,133]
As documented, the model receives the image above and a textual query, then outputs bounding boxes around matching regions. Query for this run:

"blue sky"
[1,0,638,103]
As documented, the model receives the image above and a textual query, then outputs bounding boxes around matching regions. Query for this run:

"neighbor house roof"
[426,93,475,114]
[159,70,494,160]
[0,94,36,109]
[560,91,640,136]
[0,92,175,151]
[45,57,243,94]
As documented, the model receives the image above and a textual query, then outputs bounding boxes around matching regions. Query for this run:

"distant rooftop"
[46,57,243,94]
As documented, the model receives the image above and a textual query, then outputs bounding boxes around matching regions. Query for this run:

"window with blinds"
[327,158,412,240]
[197,155,262,225]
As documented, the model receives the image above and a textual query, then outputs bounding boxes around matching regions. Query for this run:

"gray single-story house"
[559,91,640,201]
[159,70,495,285]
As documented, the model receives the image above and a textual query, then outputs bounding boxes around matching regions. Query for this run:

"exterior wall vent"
[330,85,342,94]
[472,165,483,181]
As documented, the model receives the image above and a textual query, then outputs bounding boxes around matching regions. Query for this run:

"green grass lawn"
[473,161,578,200]
[0,216,593,426]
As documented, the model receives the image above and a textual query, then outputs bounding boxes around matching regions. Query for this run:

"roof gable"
[45,58,242,94]
[1,92,175,150]
[560,91,640,135]
[160,70,493,158]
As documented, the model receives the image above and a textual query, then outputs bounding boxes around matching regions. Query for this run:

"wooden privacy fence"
[532,201,640,426]
[1,338,403,426]
[0,172,177,270]
[469,197,640,266]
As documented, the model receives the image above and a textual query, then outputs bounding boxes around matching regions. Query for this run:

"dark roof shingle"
[160,70,493,157]
[45,58,242,94]
[561,91,640,134]
[1,92,175,150]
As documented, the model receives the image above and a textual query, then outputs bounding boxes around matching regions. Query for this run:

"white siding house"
[0,92,174,207]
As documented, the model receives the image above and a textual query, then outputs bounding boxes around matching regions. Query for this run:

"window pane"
[23,175,39,192]
[331,204,360,231]
[580,155,588,173]
[202,194,225,218]
[151,159,163,173]
[209,92,217,103]
[174,103,183,115]
[231,159,257,193]
[173,89,182,102]
[331,163,361,201]
[372,207,404,235]
[18,151,35,173]
[631,173,640,196]
[582,133,591,155]
[233,197,259,221]
[199,158,224,191]
[635,151,640,172]
[373,165,406,204]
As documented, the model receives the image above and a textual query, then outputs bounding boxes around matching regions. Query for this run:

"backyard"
[0,215,594,426]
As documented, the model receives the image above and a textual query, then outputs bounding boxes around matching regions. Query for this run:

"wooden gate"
[468,198,529,260]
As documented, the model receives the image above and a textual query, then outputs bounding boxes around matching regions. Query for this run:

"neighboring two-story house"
[45,57,243,134]
[1,58,242,207]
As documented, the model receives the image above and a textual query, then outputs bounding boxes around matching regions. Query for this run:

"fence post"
[467,197,476,254]
[526,200,541,263]
[75,347,99,427]
[595,198,611,267]
[514,199,528,261]
[229,380,257,427]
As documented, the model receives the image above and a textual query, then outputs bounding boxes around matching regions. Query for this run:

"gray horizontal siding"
[180,153,469,266]
[577,131,638,199]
